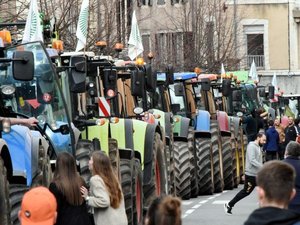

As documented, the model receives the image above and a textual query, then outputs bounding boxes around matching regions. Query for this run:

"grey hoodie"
[245,141,263,176]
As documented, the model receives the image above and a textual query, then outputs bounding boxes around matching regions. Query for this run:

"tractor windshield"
[0,42,72,154]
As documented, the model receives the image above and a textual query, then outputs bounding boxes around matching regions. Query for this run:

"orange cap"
[19,187,57,225]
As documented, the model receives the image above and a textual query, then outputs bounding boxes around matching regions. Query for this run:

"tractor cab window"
[169,84,185,112]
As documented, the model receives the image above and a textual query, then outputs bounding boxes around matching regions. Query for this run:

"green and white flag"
[249,60,258,83]
[220,63,226,83]
[128,11,143,60]
[75,0,89,52]
[22,0,43,43]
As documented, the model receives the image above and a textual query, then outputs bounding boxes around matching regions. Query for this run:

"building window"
[138,0,153,6]
[171,0,187,4]
[154,32,193,71]
[247,34,264,68]
[157,0,165,5]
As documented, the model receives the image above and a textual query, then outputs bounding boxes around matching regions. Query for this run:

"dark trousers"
[278,143,286,160]
[265,151,278,161]
[228,175,256,207]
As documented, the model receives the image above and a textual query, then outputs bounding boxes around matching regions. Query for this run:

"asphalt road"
[182,185,258,225]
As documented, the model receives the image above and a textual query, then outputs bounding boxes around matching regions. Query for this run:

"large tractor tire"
[9,184,28,225]
[0,158,10,225]
[120,158,134,225]
[143,133,168,207]
[173,140,191,199]
[32,144,52,187]
[210,121,223,193]
[76,140,93,185]
[188,128,198,198]
[222,136,234,190]
[196,138,214,195]
[108,139,121,181]
[132,159,143,225]
[166,142,175,196]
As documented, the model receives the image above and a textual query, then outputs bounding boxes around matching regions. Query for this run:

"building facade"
[136,0,300,93]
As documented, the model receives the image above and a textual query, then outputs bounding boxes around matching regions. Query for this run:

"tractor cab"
[0,42,75,158]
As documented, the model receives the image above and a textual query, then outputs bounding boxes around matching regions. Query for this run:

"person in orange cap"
[18,186,57,225]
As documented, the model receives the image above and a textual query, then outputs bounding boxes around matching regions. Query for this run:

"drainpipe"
[288,0,291,72]
[234,0,238,62]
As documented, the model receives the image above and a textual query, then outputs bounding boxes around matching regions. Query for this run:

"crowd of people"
[16,113,300,225]
[224,112,300,225]
[18,150,182,225]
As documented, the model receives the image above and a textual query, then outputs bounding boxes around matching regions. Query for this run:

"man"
[18,186,57,225]
[275,117,286,160]
[264,120,279,161]
[224,133,266,215]
[244,161,300,225]
[285,116,298,148]
[284,141,300,212]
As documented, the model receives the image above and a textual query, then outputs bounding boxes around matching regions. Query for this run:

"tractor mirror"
[145,64,157,92]
[258,87,266,97]
[131,70,144,97]
[232,90,242,101]
[222,79,232,97]
[166,64,174,85]
[13,51,34,81]
[75,61,86,72]
[103,69,117,97]
[171,104,180,114]
[201,78,211,91]
[70,56,87,93]
[174,83,184,96]
[268,86,275,99]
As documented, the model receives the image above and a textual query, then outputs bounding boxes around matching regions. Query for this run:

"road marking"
[212,200,229,204]
[185,209,195,214]
[199,200,208,204]
[207,196,215,200]
[192,204,202,209]
[182,201,194,205]
[215,193,221,197]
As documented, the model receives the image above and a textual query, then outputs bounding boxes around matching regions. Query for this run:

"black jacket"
[49,182,92,225]
[284,156,300,211]
[244,207,300,225]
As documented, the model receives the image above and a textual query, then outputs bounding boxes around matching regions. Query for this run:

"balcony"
[247,55,265,69]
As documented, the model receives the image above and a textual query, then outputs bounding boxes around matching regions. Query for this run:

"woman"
[145,195,181,225]
[81,151,127,225]
[49,152,91,225]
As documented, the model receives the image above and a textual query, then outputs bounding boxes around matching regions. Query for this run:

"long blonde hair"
[52,152,85,205]
[91,151,122,208]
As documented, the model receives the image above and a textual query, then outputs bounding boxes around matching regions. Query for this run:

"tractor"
[0,39,88,225]
[55,51,169,225]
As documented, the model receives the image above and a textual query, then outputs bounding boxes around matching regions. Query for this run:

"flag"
[220,63,226,83]
[75,0,89,52]
[271,72,279,95]
[22,0,43,43]
[128,11,144,60]
[249,60,258,83]
[270,72,279,102]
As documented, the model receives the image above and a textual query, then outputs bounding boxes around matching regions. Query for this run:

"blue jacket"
[264,126,279,151]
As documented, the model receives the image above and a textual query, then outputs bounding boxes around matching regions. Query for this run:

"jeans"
[228,175,256,207]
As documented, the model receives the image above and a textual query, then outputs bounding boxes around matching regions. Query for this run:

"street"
[182,185,258,225]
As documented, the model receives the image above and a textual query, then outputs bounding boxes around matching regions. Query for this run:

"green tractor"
[56,52,169,225]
